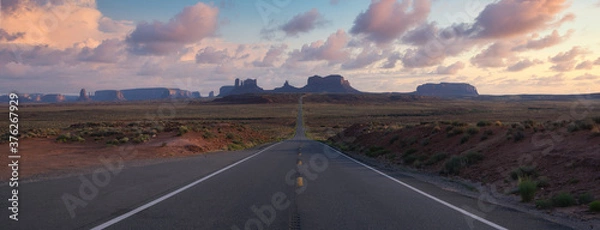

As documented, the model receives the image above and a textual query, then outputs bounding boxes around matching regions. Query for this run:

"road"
[1,99,573,229]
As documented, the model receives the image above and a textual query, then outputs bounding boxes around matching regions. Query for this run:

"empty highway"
[1,99,573,229]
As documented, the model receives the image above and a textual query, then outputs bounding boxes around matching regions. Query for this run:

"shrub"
[590,201,600,212]
[447,127,466,137]
[578,193,595,205]
[389,135,400,144]
[404,148,418,155]
[177,126,189,136]
[425,153,448,166]
[513,131,525,142]
[226,133,235,140]
[484,130,494,136]
[452,121,469,127]
[535,199,553,209]
[593,117,600,124]
[443,156,466,175]
[467,126,480,135]
[460,134,470,144]
[464,151,484,165]
[477,121,492,127]
[480,134,488,141]
[552,193,576,207]
[510,166,538,180]
[202,130,215,139]
[494,121,503,126]
[536,176,550,188]
[518,179,537,202]
[366,146,390,158]
[119,137,129,143]
[106,139,120,145]
[420,138,430,146]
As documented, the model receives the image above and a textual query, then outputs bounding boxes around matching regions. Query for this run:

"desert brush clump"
[589,201,600,212]
[552,193,576,207]
[425,153,448,166]
[518,178,537,202]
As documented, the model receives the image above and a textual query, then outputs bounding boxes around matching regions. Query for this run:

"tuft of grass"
[177,126,189,136]
[463,151,484,165]
[552,193,576,207]
[535,199,553,209]
[510,166,538,180]
[443,156,466,175]
[366,146,390,158]
[467,126,480,135]
[518,178,537,202]
[590,201,600,212]
[535,176,550,188]
[477,121,492,127]
[578,193,595,205]
[425,152,448,166]
[460,134,470,144]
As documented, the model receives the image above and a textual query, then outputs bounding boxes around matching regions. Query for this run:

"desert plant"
[552,193,576,207]
[119,137,129,143]
[464,151,484,165]
[510,166,538,180]
[513,131,525,142]
[106,139,120,145]
[590,201,600,212]
[593,117,600,124]
[389,135,400,144]
[578,193,595,205]
[460,134,470,144]
[518,178,537,202]
[425,153,448,166]
[535,199,553,209]
[467,126,480,135]
[177,126,189,136]
[420,138,430,146]
[443,156,466,175]
[477,121,492,127]
[366,146,390,158]
[535,176,550,188]
[494,121,503,126]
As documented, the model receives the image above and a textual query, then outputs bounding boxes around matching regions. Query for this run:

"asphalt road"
[1,99,574,229]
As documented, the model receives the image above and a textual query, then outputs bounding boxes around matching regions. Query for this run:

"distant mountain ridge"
[219,74,361,97]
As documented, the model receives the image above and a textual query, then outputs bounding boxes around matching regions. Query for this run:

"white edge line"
[320,143,509,230]
[90,142,282,230]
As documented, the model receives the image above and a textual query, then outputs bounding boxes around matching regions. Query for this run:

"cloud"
[471,42,514,68]
[280,9,326,36]
[253,44,288,67]
[512,30,572,51]
[528,73,565,86]
[286,30,349,66]
[350,0,431,44]
[78,39,125,63]
[550,60,576,72]
[473,0,570,39]
[506,59,543,72]
[574,73,599,81]
[381,52,401,69]
[549,46,588,63]
[195,47,231,64]
[401,23,438,46]
[126,2,219,55]
[98,17,134,34]
[0,29,25,42]
[435,61,465,75]
[341,46,386,70]
[0,44,77,66]
[575,61,594,70]
[595,57,600,65]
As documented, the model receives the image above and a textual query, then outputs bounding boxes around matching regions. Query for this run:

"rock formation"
[208,91,215,98]
[219,78,265,97]
[299,75,360,93]
[40,94,66,103]
[273,81,301,93]
[94,90,126,101]
[192,91,201,98]
[415,83,478,97]
[78,88,91,102]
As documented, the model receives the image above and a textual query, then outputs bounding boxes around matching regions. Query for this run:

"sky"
[1,0,599,95]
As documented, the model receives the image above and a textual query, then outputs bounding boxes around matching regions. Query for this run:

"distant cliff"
[94,90,126,101]
[219,75,360,97]
[415,83,479,97]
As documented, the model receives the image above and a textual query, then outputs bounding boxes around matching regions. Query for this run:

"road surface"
[1,99,573,229]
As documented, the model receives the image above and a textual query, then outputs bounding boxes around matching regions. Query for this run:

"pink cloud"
[436,61,465,75]
[280,9,327,36]
[78,39,125,63]
[473,0,570,39]
[574,73,599,81]
[471,42,514,68]
[575,61,594,70]
[126,2,219,55]
[512,30,572,51]
[341,46,386,70]
[350,0,431,44]
[195,47,231,64]
[506,59,543,72]
[253,44,288,67]
[0,29,24,42]
[286,30,349,66]
[549,46,588,63]
[550,60,576,72]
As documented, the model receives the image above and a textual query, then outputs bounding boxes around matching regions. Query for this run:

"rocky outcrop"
[415,83,479,97]
[78,88,91,102]
[40,94,66,103]
[273,81,301,93]
[208,91,215,98]
[300,75,360,93]
[94,90,126,101]
[219,78,265,97]
[192,91,201,98]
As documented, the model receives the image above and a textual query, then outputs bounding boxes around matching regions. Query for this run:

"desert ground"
[1,94,599,222]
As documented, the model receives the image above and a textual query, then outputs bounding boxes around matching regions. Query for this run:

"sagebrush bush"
[552,193,576,207]
[460,135,470,144]
[425,153,448,165]
[464,151,484,165]
[535,199,553,209]
[590,201,600,212]
[578,193,595,205]
[477,121,492,127]
[467,126,480,135]
[518,179,537,202]
[443,156,466,175]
